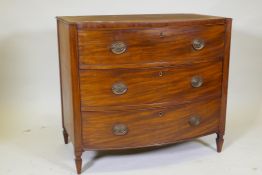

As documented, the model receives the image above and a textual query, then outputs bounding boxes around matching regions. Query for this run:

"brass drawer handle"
[189,115,201,126]
[192,39,205,50]
[191,75,203,88]
[112,82,128,95]
[111,41,127,54]
[112,124,128,136]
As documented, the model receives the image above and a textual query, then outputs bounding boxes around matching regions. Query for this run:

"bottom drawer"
[82,99,221,150]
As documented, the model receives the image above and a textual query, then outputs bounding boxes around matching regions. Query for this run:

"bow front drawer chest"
[56,14,232,174]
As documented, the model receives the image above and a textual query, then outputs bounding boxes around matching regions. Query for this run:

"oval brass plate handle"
[192,39,205,50]
[111,41,127,54]
[112,124,128,136]
[191,75,203,88]
[112,82,128,95]
[189,116,201,126]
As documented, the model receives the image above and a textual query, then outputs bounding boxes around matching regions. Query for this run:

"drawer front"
[82,98,220,149]
[80,61,222,110]
[78,25,225,68]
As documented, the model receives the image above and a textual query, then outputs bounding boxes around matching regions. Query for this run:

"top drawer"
[78,25,225,69]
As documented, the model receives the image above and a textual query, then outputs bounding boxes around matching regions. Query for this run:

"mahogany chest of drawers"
[56,14,232,174]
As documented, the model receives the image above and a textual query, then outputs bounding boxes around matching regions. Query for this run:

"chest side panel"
[57,21,75,144]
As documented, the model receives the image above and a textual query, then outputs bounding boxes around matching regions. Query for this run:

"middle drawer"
[80,61,222,111]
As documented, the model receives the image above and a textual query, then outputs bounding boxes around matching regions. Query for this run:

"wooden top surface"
[57,14,226,24]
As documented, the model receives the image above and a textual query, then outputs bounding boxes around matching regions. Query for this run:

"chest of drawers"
[56,14,232,174]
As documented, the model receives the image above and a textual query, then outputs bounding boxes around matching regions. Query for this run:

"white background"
[0,0,262,175]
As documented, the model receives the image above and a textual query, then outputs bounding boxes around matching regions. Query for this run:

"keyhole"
[159,112,164,117]
[160,32,165,38]
[159,71,163,77]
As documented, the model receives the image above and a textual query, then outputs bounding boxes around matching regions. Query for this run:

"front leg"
[216,133,224,153]
[75,150,83,174]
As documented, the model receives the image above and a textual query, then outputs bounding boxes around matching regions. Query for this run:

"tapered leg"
[216,133,224,153]
[63,128,69,144]
[75,151,83,174]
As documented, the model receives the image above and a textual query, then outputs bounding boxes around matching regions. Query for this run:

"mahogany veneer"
[56,14,232,174]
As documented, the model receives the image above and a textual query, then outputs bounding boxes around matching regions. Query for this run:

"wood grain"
[80,61,222,111]
[57,21,75,144]
[78,25,225,69]
[82,98,221,150]
[57,14,225,29]
[58,14,225,23]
